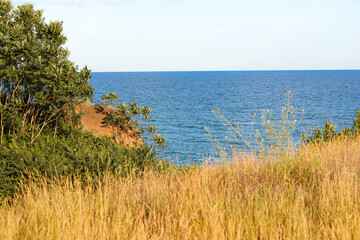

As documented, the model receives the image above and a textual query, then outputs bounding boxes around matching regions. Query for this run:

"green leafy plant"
[96,92,167,155]
[0,0,93,143]
[0,130,170,200]
[301,110,360,144]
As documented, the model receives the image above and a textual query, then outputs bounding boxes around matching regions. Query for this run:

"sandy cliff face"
[76,105,142,148]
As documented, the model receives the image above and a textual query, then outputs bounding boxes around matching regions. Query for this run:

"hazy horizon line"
[91,69,360,73]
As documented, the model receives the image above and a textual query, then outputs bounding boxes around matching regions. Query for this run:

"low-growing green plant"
[0,129,170,200]
[301,110,360,144]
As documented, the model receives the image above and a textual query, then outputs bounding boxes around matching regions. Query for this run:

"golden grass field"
[0,136,359,239]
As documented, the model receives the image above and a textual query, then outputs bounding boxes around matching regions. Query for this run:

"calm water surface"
[90,70,360,164]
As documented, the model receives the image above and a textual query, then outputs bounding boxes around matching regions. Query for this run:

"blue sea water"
[90,70,360,165]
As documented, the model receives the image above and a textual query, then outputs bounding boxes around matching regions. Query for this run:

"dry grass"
[1,137,360,239]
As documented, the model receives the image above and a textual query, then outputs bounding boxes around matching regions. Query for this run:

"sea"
[90,70,360,165]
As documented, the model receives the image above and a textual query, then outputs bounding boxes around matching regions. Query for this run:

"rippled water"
[90,70,360,164]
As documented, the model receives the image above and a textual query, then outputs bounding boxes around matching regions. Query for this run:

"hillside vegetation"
[0,0,168,200]
[0,136,359,239]
[1,1,360,239]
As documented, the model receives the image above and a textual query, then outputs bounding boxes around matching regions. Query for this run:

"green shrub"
[96,92,168,156]
[301,110,360,144]
[0,131,169,200]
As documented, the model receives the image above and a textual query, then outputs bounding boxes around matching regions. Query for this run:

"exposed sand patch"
[76,105,142,148]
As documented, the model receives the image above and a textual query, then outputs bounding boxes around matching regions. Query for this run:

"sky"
[12,0,360,72]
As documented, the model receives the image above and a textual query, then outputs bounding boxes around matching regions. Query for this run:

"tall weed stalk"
[206,91,303,160]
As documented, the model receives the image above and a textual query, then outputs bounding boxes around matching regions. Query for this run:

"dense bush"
[0,130,168,199]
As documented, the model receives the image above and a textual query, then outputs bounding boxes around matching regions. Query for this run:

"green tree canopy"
[0,0,93,143]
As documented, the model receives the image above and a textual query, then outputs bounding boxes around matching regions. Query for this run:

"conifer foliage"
[0,0,93,143]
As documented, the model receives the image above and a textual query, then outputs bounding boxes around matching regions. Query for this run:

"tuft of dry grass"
[1,137,360,239]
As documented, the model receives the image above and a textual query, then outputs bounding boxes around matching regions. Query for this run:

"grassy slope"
[1,137,359,239]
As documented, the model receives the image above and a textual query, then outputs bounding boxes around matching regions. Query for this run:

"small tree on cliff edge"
[0,0,93,143]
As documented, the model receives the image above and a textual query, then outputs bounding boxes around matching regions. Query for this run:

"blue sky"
[13,0,360,72]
